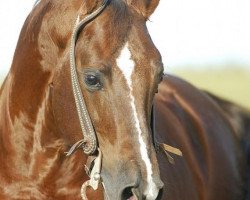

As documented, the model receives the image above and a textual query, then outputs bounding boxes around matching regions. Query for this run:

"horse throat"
[0,76,88,198]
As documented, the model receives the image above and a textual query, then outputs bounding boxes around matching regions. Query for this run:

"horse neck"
[0,0,84,179]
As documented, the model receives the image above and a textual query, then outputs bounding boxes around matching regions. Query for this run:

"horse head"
[1,0,164,199]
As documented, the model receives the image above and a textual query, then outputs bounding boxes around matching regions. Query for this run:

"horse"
[0,0,164,199]
[153,75,248,200]
[204,91,250,200]
[0,0,248,199]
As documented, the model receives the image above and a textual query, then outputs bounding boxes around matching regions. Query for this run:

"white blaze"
[117,43,158,199]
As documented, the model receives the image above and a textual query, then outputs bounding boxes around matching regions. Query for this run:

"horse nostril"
[156,188,163,200]
[121,187,138,200]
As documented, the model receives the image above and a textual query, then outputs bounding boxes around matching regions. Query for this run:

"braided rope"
[81,180,90,200]
[69,0,109,155]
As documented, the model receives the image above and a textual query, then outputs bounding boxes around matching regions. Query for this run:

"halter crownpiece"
[68,0,110,156]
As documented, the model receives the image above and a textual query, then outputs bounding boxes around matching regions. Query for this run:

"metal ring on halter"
[80,149,103,200]
[68,0,110,156]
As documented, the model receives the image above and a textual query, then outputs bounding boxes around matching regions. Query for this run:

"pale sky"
[149,0,250,71]
[0,0,250,77]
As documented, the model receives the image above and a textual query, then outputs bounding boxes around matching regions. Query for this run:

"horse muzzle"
[101,162,164,200]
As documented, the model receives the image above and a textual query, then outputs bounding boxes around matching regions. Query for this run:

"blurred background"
[0,0,249,108]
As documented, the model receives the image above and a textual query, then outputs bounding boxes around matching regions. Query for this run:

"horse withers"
[0,0,248,200]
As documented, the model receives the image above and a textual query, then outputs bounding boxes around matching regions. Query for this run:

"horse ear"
[127,0,160,18]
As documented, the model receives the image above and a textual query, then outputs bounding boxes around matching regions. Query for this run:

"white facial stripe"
[116,43,134,86]
[117,43,158,199]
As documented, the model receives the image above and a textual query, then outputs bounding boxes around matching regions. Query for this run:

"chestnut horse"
[0,0,248,199]
[154,76,248,200]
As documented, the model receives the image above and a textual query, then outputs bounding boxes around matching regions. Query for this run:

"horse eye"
[85,74,99,86]
[155,72,164,94]
[84,71,103,91]
[157,71,164,84]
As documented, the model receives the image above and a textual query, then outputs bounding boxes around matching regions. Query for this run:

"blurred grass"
[172,68,250,109]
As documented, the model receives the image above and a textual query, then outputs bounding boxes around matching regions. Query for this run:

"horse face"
[54,0,163,199]
[75,1,163,199]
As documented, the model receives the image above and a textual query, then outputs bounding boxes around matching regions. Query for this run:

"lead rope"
[80,149,103,200]
[80,149,110,200]
[67,1,110,200]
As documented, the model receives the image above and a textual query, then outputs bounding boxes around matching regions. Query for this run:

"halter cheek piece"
[66,0,110,198]
[68,0,110,156]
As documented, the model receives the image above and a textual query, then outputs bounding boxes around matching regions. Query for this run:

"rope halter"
[67,0,110,156]
[66,0,110,199]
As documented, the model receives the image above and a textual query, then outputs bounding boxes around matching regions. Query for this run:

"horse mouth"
[127,197,137,200]
[122,187,139,200]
